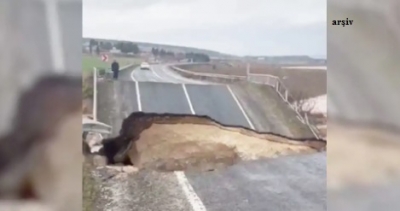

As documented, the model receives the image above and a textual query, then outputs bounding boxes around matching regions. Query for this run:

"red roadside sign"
[101,54,108,62]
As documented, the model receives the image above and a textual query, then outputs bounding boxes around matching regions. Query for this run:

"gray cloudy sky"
[83,0,326,57]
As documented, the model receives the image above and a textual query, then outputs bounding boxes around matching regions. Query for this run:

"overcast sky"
[83,0,326,57]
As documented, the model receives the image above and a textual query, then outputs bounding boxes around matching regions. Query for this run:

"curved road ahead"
[96,64,326,211]
[121,64,209,84]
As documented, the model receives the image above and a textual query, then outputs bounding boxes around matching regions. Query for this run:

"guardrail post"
[284,90,288,101]
[305,113,309,125]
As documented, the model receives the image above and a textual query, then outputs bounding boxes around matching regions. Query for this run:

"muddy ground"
[132,121,320,171]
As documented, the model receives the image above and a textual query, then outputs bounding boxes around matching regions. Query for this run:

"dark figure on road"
[111,60,119,80]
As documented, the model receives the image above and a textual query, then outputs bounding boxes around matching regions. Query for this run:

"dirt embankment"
[100,112,326,173]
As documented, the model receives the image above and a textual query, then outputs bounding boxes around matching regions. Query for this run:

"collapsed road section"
[96,80,255,137]
[97,80,317,137]
[84,79,327,211]
[93,80,326,171]
[87,112,326,172]
[83,113,326,211]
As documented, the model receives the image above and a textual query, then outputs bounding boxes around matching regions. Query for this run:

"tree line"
[151,48,175,57]
[151,47,210,62]
[87,39,211,62]
[184,52,210,62]
[88,39,140,54]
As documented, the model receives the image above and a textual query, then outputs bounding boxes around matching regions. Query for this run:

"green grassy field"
[82,55,109,73]
[82,54,142,73]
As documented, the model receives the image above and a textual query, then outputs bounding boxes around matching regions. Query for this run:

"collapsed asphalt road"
[114,64,315,136]
[88,64,326,211]
[99,112,325,165]
[97,81,255,136]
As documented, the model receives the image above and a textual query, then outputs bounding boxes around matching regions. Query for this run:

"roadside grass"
[82,54,141,113]
[82,55,109,73]
[82,54,142,73]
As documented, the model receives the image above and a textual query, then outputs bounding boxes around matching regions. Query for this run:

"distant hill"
[83,38,325,65]
[244,55,327,66]
[83,37,236,59]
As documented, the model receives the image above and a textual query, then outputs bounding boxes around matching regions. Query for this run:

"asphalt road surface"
[186,152,326,211]
[94,153,326,211]
[98,81,252,131]
[120,64,208,84]
[95,64,325,211]
[114,64,310,135]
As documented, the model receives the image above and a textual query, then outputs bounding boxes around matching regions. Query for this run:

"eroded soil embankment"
[101,112,326,172]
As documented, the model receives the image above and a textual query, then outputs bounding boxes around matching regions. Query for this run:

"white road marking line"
[130,68,137,82]
[163,66,185,81]
[135,81,142,111]
[182,84,195,114]
[150,66,169,82]
[163,66,205,85]
[227,85,255,130]
[175,171,207,211]
[44,0,65,72]
[177,86,206,211]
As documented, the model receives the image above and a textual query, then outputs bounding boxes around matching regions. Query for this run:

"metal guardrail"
[247,73,279,87]
[82,116,112,135]
[248,74,321,139]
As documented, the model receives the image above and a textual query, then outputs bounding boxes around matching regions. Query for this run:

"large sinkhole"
[84,112,326,172]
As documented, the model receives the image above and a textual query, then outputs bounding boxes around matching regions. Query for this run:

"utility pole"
[246,63,250,79]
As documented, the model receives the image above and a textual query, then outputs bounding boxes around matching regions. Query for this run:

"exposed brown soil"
[137,140,239,172]
[132,123,318,172]
[100,112,326,172]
